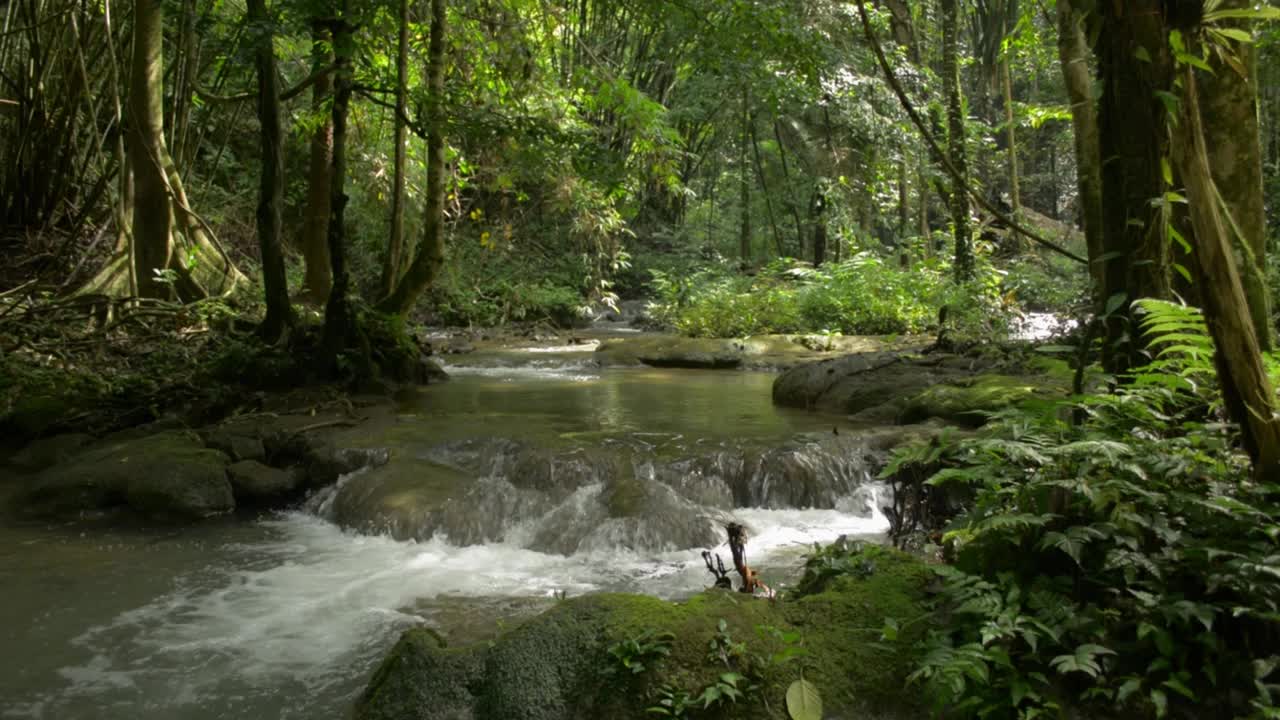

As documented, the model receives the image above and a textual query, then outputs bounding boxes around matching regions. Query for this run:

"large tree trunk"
[941,0,972,282]
[125,0,242,301]
[129,0,172,299]
[249,0,293,341]
[1173,65,1280,482]
[1200,0,1272,351]
[1055,0,1104,300]
[380,0,412,298]
[1096,1,1172,373]
[321,8,360,369]
[300,27,334,304]
[378,0,447,316]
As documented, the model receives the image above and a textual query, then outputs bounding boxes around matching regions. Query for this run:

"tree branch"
[854,1,1088,265]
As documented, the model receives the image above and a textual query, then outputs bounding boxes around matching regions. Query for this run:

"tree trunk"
[300,26,334,304]
[129,0,172,299]
[1200,0,1272,351]
[381,0,412,298]
[811,190,827,268]
[773,119,806,256]
[941,0,972,282]
[125,0,243,302]
[1001,50,1019,213]
[1096,1,1172,373]
[749,115,783,257]
[1173,65,1280,481]
[739,85,751,267]
[249,0,293,341]
[321,8,358,368]
[1055,0,1104,301]
[379,0,447,316]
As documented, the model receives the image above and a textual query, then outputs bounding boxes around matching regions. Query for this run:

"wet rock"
[528,478,728,554]
[201,428,267,463]
[772,351,991,416]
[19,431,233,521]
[0,394,78,443]
[8,433,94,472]
[327,460,525,542]
[595,336,746,369]
[266,432,389,488]
[227,459,303,502]
[897,372,1069,427]
[356,549,932,720]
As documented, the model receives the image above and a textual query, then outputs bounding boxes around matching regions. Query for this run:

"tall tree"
[1200,0,1272,351]
[941,0,972,281]
[1056,0,1104,298]
[739,85,752,267]
[248,0,293,340]
[381,0,413,297]
[124,0,243,301]
[1095,0,1173,373]
[1172,50,1280,481]
[321,5,360,367]
[379,0,447,316]
[300,26,334,304]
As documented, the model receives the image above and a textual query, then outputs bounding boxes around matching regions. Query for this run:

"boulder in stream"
[19,430,234,520]
[356,547,930,720]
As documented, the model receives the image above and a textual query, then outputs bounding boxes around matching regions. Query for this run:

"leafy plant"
[888,310,1280,718]
[608,629,676,676]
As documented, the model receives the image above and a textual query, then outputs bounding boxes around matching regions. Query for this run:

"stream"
[1,357,892,719]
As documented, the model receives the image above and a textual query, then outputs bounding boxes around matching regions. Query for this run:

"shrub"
[888,302,1280,719]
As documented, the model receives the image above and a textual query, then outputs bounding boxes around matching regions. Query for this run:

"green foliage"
[785,678,823,720]
[889,310,1280,719]
[608,629,676,676]
[648,254,948,338]
[795,537,887,596]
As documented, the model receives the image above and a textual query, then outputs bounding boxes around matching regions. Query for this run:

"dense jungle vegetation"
[4,0,1280,717]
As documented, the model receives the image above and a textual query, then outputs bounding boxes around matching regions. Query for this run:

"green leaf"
[786,679,823,720]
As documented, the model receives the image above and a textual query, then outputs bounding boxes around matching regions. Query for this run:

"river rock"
[897,372,1068,427]
[8,433,94,472]
[227,459,303,502]
[19,431,233,520]
[201,428,267,462]
[355,548,932,720]
[596,336,747,369]
[772,351,993,417]
[266,432,389,488]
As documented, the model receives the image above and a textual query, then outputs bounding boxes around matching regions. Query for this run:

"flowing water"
[1,359,892,719]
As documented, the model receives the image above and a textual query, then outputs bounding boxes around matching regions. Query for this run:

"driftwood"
[702,523,773,595]
[701,550,732,589]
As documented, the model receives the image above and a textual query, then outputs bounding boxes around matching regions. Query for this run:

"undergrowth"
[881,299,1280,719]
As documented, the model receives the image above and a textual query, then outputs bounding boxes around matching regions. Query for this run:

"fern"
[1133,299,1214,368]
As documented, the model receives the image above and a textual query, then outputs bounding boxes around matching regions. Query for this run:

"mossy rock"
[356,549,931,720]
[0,394,80,445]
[596,337,748,369]
[897,371,1069,427]
[17,430,234,521]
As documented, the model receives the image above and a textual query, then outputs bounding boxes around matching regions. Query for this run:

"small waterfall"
[311,432,889,554]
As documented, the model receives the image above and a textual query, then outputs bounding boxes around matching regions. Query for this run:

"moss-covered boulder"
[7,432,94,472]
[356,548,931,720]
[16,431,234,521]
[897,374,1064,427]
[596,337,749,369]
[595,335,917,372]
[771,351,992,418]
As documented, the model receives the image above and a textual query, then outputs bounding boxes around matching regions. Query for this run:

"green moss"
[356,549,932,720]
[898,372,1067,427]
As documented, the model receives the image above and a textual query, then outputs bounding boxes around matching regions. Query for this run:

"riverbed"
[1,362,891,719]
